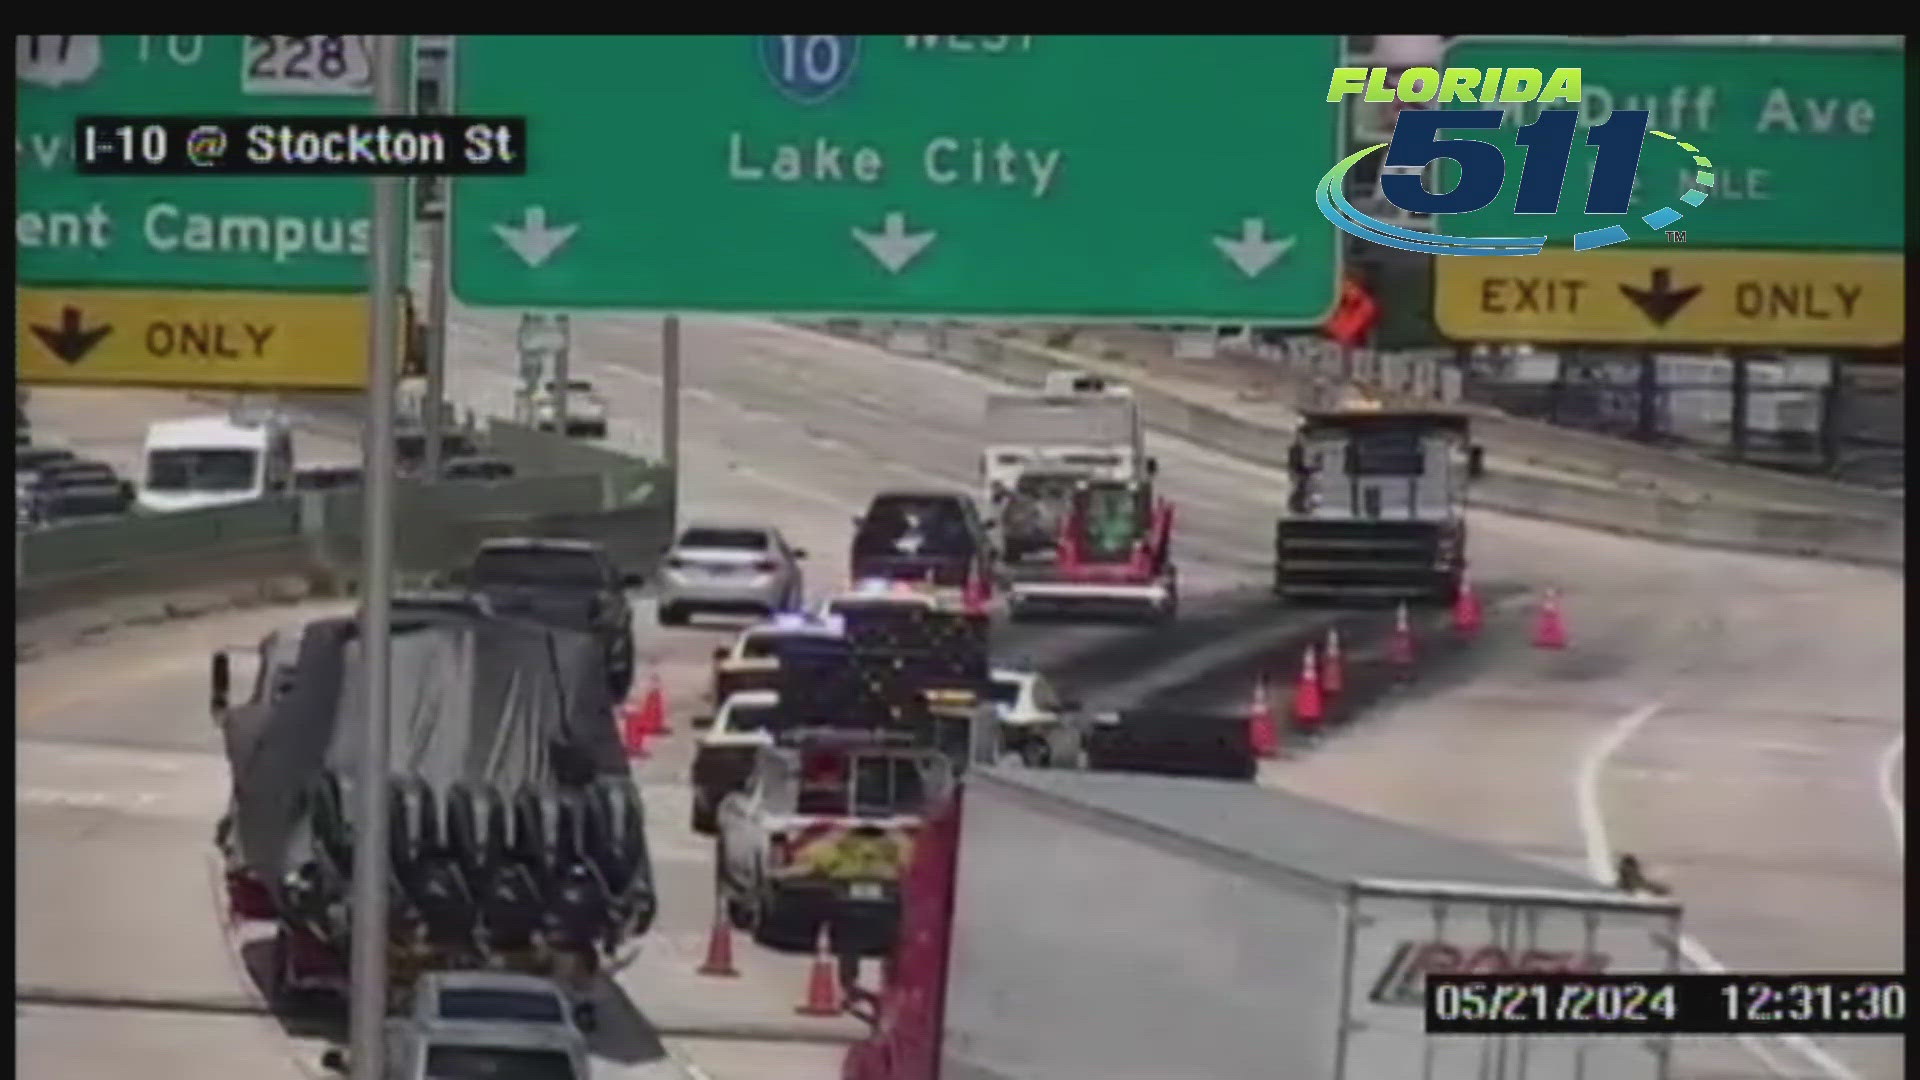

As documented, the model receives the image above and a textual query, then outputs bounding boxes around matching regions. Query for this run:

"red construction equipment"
[1322,627,1344,697]
[1248,676,1279,759]
[696,894,739,978]
[1452,577,1482,635]
[796,923,843,1016]
[1388,602,1415,669]
[1292,646,1323,732]
[1533,588,1568,650]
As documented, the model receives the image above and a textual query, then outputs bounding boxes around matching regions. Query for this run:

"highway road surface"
[17,302,1901,1079]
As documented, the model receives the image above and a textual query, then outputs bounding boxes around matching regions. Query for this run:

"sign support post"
[348,33,405,1080]
[662,315,681,535]
[424,211,452,477]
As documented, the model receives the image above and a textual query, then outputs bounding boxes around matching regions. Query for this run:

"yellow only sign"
[1434,250,1904,349]
[17,287,372,390]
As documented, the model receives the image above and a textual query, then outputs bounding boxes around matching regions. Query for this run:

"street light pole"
[348,33,405,1080]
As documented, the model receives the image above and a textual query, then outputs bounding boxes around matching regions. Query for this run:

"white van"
[138,414,295,514]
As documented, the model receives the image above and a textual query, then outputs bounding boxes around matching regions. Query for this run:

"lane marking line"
[1577,702,1865,1080]
[1875,732,1904,857]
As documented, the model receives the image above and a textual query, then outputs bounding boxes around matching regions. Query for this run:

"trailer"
[845,769,1683,1080]
[211,597,657,1012]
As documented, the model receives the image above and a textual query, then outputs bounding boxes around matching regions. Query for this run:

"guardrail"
[17,422,676,632]
[807,319,1904,570]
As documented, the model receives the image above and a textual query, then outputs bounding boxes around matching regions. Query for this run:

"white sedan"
[987,667,1089,768]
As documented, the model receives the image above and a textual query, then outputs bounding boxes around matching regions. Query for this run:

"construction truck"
[843,768,1685,1080]
[1274,404,1484,603]
[209,596,656,1015]
[984,371,1149,564]
[984,372,1177,621]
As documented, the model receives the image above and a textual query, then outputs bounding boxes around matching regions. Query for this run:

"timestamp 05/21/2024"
[1425,972,1907,1036]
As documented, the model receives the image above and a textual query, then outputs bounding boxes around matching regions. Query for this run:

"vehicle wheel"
[658,604,688,627]
[573,1001,599,1032]
[690,794,716,836]
[1019,738,1052,769]
[747,876,785,948]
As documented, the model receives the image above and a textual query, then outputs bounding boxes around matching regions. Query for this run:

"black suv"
[456,538,642,698]
[850,490,993,588]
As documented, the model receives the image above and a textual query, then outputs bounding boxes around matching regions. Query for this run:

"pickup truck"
[845,768,1685,1080]
[455,537,641,700]
[716,741,955,953]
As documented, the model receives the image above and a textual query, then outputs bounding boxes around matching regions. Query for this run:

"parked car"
[657,523,807,626]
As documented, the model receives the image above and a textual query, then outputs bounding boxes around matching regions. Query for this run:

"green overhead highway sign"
[1437,38,1905,252]
[17,35,392,290]
[451,35,1341,322]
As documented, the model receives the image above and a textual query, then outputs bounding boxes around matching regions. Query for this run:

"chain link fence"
[1457,349,1904,491]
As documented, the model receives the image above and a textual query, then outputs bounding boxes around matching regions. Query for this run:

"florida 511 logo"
[1319,64,1714,256]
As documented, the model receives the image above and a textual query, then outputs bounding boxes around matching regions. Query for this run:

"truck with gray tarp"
[210,595,656,1014]
[845,768,1683,1080]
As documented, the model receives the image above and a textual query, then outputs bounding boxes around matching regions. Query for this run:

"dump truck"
[1275,405,1484,603]
[843,768,1684,1080]
[210,596,657,1013]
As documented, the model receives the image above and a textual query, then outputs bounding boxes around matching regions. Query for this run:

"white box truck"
[845,768,1684,1080]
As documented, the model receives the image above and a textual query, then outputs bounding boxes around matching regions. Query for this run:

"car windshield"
[470,549,604,591]
[988,679,1022,705]
[740,634,783,659]
[855,497,973,558]
[435,988,567,1025]
[678,528,769,551]
[145,448,257,492]
[425,1044,577,1080]
[726,703,779,732]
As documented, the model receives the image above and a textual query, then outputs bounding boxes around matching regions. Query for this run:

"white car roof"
[718,689,780,709]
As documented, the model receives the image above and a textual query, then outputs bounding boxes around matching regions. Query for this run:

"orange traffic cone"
[696,894,739,978]
[795,924,842,1016]
[1292,646,1323,732]
[1248,676,1279,759]
[1533,588,1568,650]
[1453,578,1482,635]
[1322,627,1344,697]
[1388,603,1415,669]
[635,669,668,735]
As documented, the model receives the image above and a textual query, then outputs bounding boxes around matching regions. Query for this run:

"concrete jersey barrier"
[16,423,678,638]
[803,320,1903,571]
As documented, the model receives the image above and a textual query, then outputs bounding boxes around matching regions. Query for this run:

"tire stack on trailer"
[215,600,658,1006]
